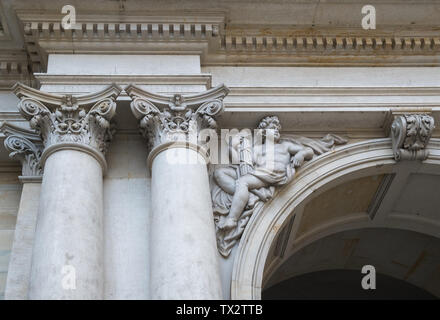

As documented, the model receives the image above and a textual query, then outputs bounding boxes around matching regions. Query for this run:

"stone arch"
[231,138,440,299]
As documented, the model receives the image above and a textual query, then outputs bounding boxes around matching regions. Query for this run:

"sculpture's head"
[258,115,281,142]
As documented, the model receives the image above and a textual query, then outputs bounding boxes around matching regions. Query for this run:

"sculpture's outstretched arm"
[286,142,314,167]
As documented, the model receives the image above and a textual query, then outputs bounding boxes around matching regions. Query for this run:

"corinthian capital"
[126,84,229,165]
[391,113,435,161]
[13,83,122,171]
[0,122,44,178]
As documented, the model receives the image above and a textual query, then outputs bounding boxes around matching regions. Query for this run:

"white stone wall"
[103,134,151,299]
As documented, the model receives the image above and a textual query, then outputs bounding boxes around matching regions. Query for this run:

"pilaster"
[0,122,43,299]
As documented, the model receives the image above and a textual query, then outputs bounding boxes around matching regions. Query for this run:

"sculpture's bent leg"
[219,174,266,229]
[213,166,237,195]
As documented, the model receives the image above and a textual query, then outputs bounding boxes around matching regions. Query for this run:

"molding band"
[41,142,107,173]
[19,175,42,183]
[147,141,209,171]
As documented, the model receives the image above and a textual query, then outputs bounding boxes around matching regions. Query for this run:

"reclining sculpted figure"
[211,115,347,257]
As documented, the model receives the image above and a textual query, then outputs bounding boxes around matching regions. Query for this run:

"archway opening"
[263,269,436,300]
[262,228,440,299]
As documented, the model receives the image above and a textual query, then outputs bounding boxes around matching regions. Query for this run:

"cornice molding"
[34,74,212,91]
[126,82,229,107]
[222,30,440,52]
[217,25,440,66]
[15,9,226,24]
[13,10,440,69]
[2,87,440,138]
[228,86,440,97]
[0,50,33,90]
[16,10,224,72]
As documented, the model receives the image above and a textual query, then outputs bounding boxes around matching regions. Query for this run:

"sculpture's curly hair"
[257,115,282,131]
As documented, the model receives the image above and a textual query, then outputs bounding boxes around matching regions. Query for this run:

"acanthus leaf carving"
[210,115,347,258]
[391,114,435,161]
[14,84,121,164]
[0,122,44,177]
[4,134,43,177]
[196,99,224,129]
[127,84,229,153]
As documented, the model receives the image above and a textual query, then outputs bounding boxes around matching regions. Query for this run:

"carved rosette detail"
[391,114,435,161]
[4,135,43,177]
[17,95,117,157]
[128,85,229,152]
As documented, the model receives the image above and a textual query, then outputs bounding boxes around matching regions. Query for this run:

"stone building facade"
[0,0,439,299]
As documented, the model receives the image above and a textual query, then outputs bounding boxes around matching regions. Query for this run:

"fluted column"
[13,83,121,299]
[127,84,229,299]
[0,123,43,299]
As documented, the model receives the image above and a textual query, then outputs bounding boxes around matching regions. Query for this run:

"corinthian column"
[126,84,229,299]
[13,83,121,299]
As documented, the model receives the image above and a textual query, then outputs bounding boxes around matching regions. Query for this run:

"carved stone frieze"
[13,83,122,170]
[391,114,435,161]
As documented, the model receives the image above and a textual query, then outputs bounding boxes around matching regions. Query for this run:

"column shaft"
[29,150,104,299]
[150,148,223,299]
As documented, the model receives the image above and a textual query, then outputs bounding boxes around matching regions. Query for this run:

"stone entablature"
[13,10,440,72]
